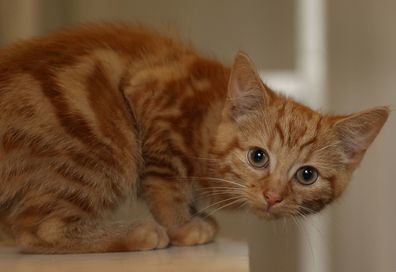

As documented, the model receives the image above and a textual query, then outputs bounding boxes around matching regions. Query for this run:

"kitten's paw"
[169,216,218,246]
[126,221,169,250]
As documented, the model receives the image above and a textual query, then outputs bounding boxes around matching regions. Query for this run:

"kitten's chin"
[250,208,285,220]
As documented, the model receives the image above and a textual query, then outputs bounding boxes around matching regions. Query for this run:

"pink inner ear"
[228,52,262,98]
[226,52,273,120]
[335,107,389,162]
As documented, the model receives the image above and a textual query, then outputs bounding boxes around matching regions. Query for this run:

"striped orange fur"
[0,23,389,253]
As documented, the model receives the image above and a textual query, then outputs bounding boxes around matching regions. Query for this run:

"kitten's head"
[211,52,389,219]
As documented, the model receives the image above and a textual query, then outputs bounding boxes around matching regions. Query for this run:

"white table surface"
[0,238,249,272]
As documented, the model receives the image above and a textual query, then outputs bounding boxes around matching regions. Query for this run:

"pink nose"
[263,191,283,208]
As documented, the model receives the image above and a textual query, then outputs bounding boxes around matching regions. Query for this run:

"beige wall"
[0,0,295,70]
[328,1,396,271]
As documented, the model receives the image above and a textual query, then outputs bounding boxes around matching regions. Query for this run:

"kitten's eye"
[247,147,269,168]
[295,166,319,185]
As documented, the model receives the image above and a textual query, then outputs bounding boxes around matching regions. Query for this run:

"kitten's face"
[211,53,389,219]
[217,103,347,219]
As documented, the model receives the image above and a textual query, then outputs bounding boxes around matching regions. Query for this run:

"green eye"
[295,166,319,185]
[247,147,269,168]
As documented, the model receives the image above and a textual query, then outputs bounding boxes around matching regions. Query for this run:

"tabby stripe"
[299,135,317,151]
[55,190,95,214]
[213,138,242,158]
[218,165,243,181]
[139,95,156,121]
[297,124,308,142]
[143,170,175,179]
[53,162,96,189]
[15,204,54,232]
[2,128,56,156]
[32,69,120,172]
[66,147,123,176]
[161,89,179,109]
[286,118,295,147]
[2,128,24,152]
[277,103,286,118]
[304,116,324,158]
[62,215,82,225]
[275,123,285,144]
[168,141,195,176]
[67,149,103,171]
[315,116,323,133]
[143,166,176,177]
[86,63,130,148]
[129,79,160,107]
[144,155,181,175]
[2,164,36,179]
[0,191,25,215]
[108,179,124,200]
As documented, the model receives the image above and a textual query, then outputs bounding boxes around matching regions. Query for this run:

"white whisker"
[202,198,246,218]
[196,195,244,215]
[188,176,247,188]
[197,186,245,191]
[198,189,244,196]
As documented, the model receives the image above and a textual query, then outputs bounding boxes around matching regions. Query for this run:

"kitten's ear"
[226,52,273,120]
[335,106,390,164]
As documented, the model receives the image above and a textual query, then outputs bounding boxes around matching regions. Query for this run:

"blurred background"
[0,1,395,271]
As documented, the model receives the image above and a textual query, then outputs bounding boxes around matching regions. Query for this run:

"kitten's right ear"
[226,52,273,121]
[334,106,390,165]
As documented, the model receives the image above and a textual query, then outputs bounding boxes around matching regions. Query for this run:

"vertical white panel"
[254,1,329,271]
[296,1,329,272]
[296,0,328,109]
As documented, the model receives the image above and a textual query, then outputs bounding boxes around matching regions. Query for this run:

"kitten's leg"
[143,176,218,246]
[14,212,169,253]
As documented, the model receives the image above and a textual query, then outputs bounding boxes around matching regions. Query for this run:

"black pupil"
[302,167,314,180]
[253,150,265,162]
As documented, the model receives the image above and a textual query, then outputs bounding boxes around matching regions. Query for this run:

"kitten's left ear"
[334,106,390,164]
[226,52,274,121]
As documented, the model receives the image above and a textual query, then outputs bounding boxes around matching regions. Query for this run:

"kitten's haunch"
[0,23,389,253]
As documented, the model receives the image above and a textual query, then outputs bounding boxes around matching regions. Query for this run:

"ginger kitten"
[0,24,389,253]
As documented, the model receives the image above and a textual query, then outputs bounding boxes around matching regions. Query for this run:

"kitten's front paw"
[126,221,169,250]
[169,216,218,246]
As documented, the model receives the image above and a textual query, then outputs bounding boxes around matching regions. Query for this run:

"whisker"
[234,154,247,163]
[196,195,244,215]
[298,206,317,215]
[197,186,245,193]
[202,198,246,218]
[198,189,244,196]
[173,175,248,190]
[195,186,246,201]
[197,188,246,195]
[236,200,248,209]
[197,186,245,191]
[187,176,247,188]
[196,191,242,201]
